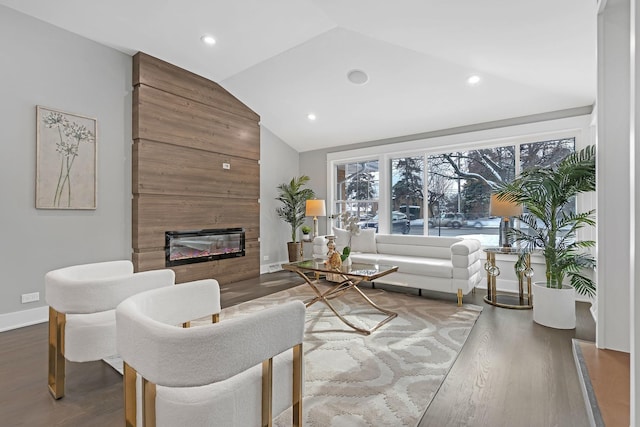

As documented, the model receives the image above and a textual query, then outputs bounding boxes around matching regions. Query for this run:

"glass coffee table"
[282,259,399,335]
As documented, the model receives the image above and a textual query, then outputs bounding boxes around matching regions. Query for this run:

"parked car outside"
[398,205,421,220]
[428,212,467,229]
[359,211,411,234]
[469,216,502,229]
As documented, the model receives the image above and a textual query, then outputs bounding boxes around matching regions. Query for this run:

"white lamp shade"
[306,199,326,217]
[490,194,522,217]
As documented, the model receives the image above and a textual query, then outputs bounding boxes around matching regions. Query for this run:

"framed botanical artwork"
[36,106,97,209]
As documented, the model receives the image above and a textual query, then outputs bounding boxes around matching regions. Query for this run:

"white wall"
[0,6,132,330]
[597,0,631,353]
[259,126,300,271]
[627,0,640,422]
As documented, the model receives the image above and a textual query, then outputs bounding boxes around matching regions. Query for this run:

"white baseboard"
[0,305,49,333]
[260,261,287,275]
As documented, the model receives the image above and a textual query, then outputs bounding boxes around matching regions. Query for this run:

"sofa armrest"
[451,239,483,291]
[451,238,481,268]
[451,239,481,256]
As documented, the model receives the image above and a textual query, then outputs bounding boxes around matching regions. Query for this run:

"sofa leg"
[418,289,422,297]
[371,282,375,289]
[457,289,463,306]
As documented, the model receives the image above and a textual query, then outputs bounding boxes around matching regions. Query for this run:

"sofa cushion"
[351,228,377,253]
[332,227,351,253]
[348,253,381,264]
[375,234,462,259]
[349,253,453,279]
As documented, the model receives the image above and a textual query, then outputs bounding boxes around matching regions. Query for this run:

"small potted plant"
[275,176,315,262]
[339,212,361,265]
[494,145,596,329]
[301,225,312,241]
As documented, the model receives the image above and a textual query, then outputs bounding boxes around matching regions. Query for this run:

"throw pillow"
[351,228,377,253]
[331,227,351,253]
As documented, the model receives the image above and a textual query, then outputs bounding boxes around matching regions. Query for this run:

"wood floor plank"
[0,273,596,426]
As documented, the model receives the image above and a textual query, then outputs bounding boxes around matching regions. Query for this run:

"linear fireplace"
[165,228,245,267]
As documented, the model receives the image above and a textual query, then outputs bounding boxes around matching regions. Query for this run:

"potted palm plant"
[494,145,596,329]
[276,175,315,262]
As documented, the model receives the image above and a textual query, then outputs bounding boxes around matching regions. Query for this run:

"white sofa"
[314,229,483,305]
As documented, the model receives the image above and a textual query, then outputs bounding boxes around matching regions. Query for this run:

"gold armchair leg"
[182,321,191,328]
[212,313,219,323]
[262,358,273,427]
[48,307,66,399]
[457,289,463,307]
[124,363,137,427]
[142,377,157,427]
[292,344,303,427]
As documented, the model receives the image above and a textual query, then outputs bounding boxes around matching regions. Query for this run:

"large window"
[427,146,515,244]
[329,136,578,246]
[425,138,574,245]
[334,160,379,228]
[391,157,424,235]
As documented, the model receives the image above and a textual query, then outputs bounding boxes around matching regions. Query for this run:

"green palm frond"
[495,145,596,294]
[275,176,315,242]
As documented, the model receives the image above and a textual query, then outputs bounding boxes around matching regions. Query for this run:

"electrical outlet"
[263,255,269,261]
[222,162,231,170]
[21,292,40,304]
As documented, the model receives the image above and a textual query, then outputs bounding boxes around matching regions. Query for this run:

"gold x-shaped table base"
[293,271,398,335]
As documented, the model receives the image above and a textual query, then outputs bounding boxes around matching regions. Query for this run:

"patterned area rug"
[215,283,482,427]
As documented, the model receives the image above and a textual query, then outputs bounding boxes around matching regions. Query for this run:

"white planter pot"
[532,282,576,329]
[343,256,352,267]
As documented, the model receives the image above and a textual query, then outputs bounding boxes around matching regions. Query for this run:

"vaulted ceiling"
[0,0,596,152]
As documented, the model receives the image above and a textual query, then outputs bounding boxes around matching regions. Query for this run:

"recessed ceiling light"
[201,35,216,45]
[467,75,481,85]
[307,113,316,121]
[347,69,369,85]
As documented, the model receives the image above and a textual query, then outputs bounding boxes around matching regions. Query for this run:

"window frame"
[326,116,593,240]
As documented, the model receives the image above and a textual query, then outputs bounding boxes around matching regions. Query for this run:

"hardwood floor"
[417,287,595,427]
[0,272,596,426]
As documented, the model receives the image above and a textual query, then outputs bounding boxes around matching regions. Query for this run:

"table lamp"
[490,194,522,248]
[305,199,326,238]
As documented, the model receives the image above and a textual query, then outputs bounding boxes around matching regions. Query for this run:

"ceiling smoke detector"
[347,69,369,85]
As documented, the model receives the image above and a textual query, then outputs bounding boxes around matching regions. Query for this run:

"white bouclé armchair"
[116,279,306,427]
[45,260,175,399]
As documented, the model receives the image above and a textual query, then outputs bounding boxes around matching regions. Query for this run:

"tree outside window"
[335,160,379,227]
[331,138,576,245]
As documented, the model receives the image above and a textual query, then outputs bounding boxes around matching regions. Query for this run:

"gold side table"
[483,247,533,309]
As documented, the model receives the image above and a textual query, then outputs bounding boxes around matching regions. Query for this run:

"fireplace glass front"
[165,228,245,266]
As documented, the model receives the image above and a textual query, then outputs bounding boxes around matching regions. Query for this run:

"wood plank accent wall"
[132,52,260,284]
